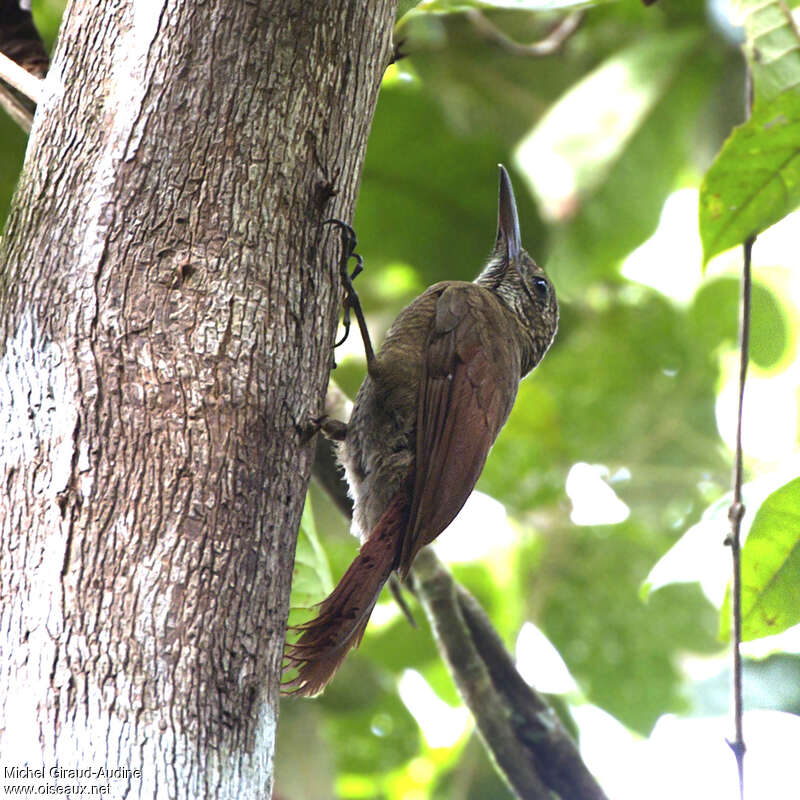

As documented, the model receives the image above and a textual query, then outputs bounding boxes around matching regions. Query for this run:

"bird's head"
[477,165,558,372]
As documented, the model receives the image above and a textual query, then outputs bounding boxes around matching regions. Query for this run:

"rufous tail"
[282,491,408,697]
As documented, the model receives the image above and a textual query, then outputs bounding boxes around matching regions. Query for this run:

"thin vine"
[723,67,755,800]
[725,233,753,800]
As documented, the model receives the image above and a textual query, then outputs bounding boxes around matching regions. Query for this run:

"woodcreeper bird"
[284,165,558,696]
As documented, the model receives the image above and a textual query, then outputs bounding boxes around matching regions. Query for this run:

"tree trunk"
[0,1,395,796]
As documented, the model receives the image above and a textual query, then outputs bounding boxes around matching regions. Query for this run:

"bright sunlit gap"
[515,622,578,695]
[397,670,470,749]
[645,455,800,608]
[644,510,731,606]
[621,188,703,304]
[576,706,800,800]
[565,462,630,526]
[432,490,515,563]
[716,367,799,463]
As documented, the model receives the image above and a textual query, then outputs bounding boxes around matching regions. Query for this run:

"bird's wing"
[399,284,521,573]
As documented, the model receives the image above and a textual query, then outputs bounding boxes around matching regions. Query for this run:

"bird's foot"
[298,414,348,443]
[323,219,375,363]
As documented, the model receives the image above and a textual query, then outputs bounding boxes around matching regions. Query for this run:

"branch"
[0,78,33,132]
[0,1,49,132]
[0,50,43,105]
[465,10,584,58]
[412,549,608,800]
[310,399,607,799]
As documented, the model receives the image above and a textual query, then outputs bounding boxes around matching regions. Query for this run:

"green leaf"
[688,277,790,370]
[699,0,800,262]
[719,477,800,641]
[699,91,800,262]
[734,0,800,106]
[289,497,334,612]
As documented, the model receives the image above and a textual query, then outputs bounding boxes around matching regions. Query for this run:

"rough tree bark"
[0,1,396,797]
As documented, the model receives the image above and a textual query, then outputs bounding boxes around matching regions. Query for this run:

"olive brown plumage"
[284,166,558,696]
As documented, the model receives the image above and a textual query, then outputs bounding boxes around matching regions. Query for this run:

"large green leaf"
[699,0,800,262]
[720,477,800,641]
[699,91,800,262]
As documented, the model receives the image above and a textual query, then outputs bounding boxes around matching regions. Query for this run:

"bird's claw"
[323,218,376,364]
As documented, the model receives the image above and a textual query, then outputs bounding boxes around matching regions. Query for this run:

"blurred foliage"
[282,1,800,796]
[291,494,334,609]
[3,1,800,798]
[690,277,791,370]
[0,115,27,223]
[290,0,800,795]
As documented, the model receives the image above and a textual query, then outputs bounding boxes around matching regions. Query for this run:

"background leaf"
[720,477,800,641]
[518,30,703,214]
[288,490,334,615]
[735,0,800,106]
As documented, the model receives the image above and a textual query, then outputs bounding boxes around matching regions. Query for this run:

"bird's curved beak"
[496,164,522,265]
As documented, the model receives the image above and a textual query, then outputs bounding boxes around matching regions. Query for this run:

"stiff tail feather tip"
[282,491,408,697]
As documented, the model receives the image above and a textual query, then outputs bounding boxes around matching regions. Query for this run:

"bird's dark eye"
[531,277,549,302]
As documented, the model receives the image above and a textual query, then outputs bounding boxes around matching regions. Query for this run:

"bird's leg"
[323,219,376,366]
[388,575,417,629]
